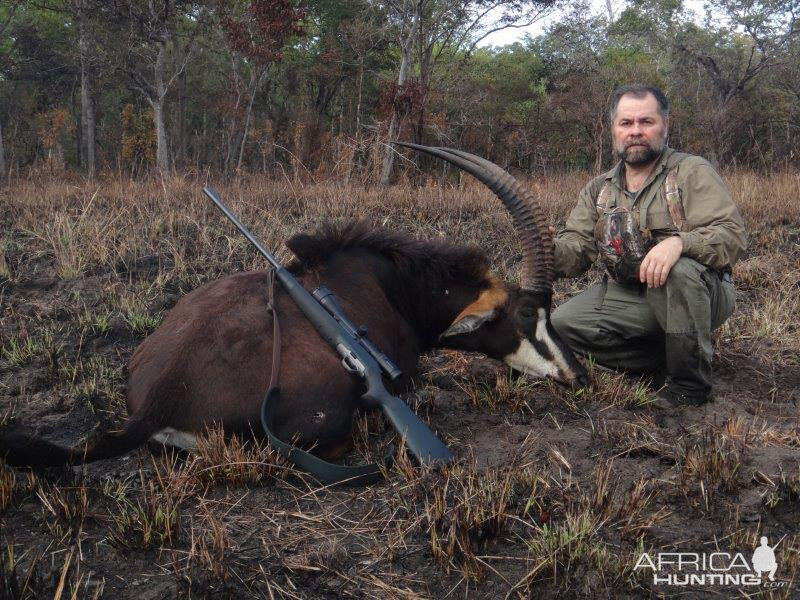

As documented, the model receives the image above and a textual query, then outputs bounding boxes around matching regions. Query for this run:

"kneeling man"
[551,84,748,407]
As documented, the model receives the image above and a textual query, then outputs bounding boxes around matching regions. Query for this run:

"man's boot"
[651,332,713,409]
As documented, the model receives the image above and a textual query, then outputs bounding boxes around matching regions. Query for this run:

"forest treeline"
[1,0,798,183]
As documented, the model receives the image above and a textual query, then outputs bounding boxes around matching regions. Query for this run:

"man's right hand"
[639,235,682,288]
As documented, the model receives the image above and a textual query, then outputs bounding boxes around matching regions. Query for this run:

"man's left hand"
[640,236,682,288]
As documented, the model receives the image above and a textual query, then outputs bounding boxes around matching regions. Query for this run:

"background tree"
[76,0,96,178]
[0,2,77,176]
[0,1,24,179]
[672,0,799,164]
[217,0,304,174]
[3,0,800,179]
[95,0,206,175]
[379,0,562,184]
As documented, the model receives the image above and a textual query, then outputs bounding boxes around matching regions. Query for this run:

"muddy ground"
[1,175,799,599]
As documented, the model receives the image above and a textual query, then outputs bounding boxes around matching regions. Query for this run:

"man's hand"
[639,236,682,288]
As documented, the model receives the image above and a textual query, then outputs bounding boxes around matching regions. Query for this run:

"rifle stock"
[364,385,453,464]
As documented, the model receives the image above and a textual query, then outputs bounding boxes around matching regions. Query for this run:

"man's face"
[611,93,668,167]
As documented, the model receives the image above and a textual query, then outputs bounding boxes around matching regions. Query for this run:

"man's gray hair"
[608,84,669,123]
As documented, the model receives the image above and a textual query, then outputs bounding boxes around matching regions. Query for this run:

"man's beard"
[615,138,665,166]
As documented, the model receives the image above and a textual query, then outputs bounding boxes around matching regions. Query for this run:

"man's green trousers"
[551,258,735,397]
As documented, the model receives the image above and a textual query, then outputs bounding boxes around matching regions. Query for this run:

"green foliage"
[1,0,799,174]
[468,44,547,126]
[123,309,162,336]
[1,332,52,367]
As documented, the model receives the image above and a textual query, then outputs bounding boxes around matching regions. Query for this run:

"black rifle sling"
[259,268,394,486]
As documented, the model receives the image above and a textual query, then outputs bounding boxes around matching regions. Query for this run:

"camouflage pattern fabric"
[594,205,655,284]
[664,167,686,231]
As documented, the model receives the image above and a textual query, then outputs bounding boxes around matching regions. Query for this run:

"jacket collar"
[603,146,675,189]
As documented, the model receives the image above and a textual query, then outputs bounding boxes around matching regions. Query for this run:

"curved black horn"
[395,142,553,295]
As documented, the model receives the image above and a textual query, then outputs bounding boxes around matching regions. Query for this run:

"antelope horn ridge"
[395,142,554,296]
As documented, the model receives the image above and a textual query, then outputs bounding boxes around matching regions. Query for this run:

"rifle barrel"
[202,187,281,271]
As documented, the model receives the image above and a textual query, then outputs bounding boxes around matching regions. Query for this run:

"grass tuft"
[122,310,163,336]
[36,480,89,540]
[106,457,195,552]
[424,464,514,580]
[188,425,290,488]
[674,426,744,511]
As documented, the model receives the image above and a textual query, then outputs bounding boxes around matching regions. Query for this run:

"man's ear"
[441,281,507,339]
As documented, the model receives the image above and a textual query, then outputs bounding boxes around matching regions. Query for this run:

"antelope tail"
[0,415,154,470]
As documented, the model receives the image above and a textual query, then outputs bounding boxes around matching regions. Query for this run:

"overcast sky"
[478,0,710,47]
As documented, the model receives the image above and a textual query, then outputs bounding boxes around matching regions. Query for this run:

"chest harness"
[594,158,687,285]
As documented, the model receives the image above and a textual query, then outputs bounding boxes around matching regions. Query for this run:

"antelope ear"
[442,309,498,338]
[441,280,507,339]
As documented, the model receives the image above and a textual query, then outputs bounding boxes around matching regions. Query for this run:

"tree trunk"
[346,60,365,185]
[237,68,265,173]
[379,1,421,186]
[413,25,434,147]
[152,98,169,175]
[225,55,244,173]
[175,68,187,166]
[80,59,95,179]
[75,95,82,171]
[79,0,95,179]
[0,120,5,181]
[593,122,605,172]
[152,41,170,175]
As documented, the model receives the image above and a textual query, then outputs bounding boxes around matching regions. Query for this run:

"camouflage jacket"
[553,147,748,278]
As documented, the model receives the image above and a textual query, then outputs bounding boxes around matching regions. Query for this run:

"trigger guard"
[341,355,359,373]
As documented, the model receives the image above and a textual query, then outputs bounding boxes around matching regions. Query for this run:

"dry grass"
[189,425,291,487]
[0,464,17,512]
[564,360,654,411]
[594,414,671,459]
[105,456,197,552]
[36,479,89,541]
[0,543,42,600]
[674,426,744,511]
[514,462,667,594]
[424,464,514,580]
[0,170,798,597]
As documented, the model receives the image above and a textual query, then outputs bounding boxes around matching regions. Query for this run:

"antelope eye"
[518,307,535,320]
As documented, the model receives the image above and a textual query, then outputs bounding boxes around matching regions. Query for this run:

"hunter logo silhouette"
[752,537,778,581]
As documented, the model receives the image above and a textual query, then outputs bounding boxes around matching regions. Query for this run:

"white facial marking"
[503,308,576,381]
[536,308,571,362]
[151,427,198,450]
[504,337,560,379]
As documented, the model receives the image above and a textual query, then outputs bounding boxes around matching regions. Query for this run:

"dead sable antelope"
[0,146,588,470]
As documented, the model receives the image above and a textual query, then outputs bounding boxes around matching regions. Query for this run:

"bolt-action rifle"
[203,187,454,484]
